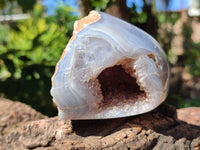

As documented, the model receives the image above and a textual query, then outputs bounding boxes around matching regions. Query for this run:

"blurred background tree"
[0,0,199,116]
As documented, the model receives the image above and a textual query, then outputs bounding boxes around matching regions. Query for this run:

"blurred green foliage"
[182,23,200,76]
[0,4,77,116]
[90,0,110,11]
[166,94,200,108]
[0,0,36,13]
[166,17,200,108]
[158,13,179,24]
[184,44,200,76]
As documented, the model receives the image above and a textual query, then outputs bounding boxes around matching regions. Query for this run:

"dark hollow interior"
[97,65,146,109]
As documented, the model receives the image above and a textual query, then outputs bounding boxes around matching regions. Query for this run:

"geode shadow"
[72,104,200,141]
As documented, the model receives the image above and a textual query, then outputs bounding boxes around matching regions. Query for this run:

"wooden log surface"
[0,98,199,150]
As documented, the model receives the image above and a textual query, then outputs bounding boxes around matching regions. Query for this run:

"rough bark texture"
[0,98,200,150]
[0,98,47,137]
[177,107,200,126]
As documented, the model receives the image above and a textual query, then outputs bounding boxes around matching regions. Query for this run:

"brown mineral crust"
[147,53,160,68]
[68,11,101,44]
[0,98,200,150]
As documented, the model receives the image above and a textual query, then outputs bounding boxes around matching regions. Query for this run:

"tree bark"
[0,98,200,150]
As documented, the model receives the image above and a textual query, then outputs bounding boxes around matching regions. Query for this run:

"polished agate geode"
[50,11,170,120]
